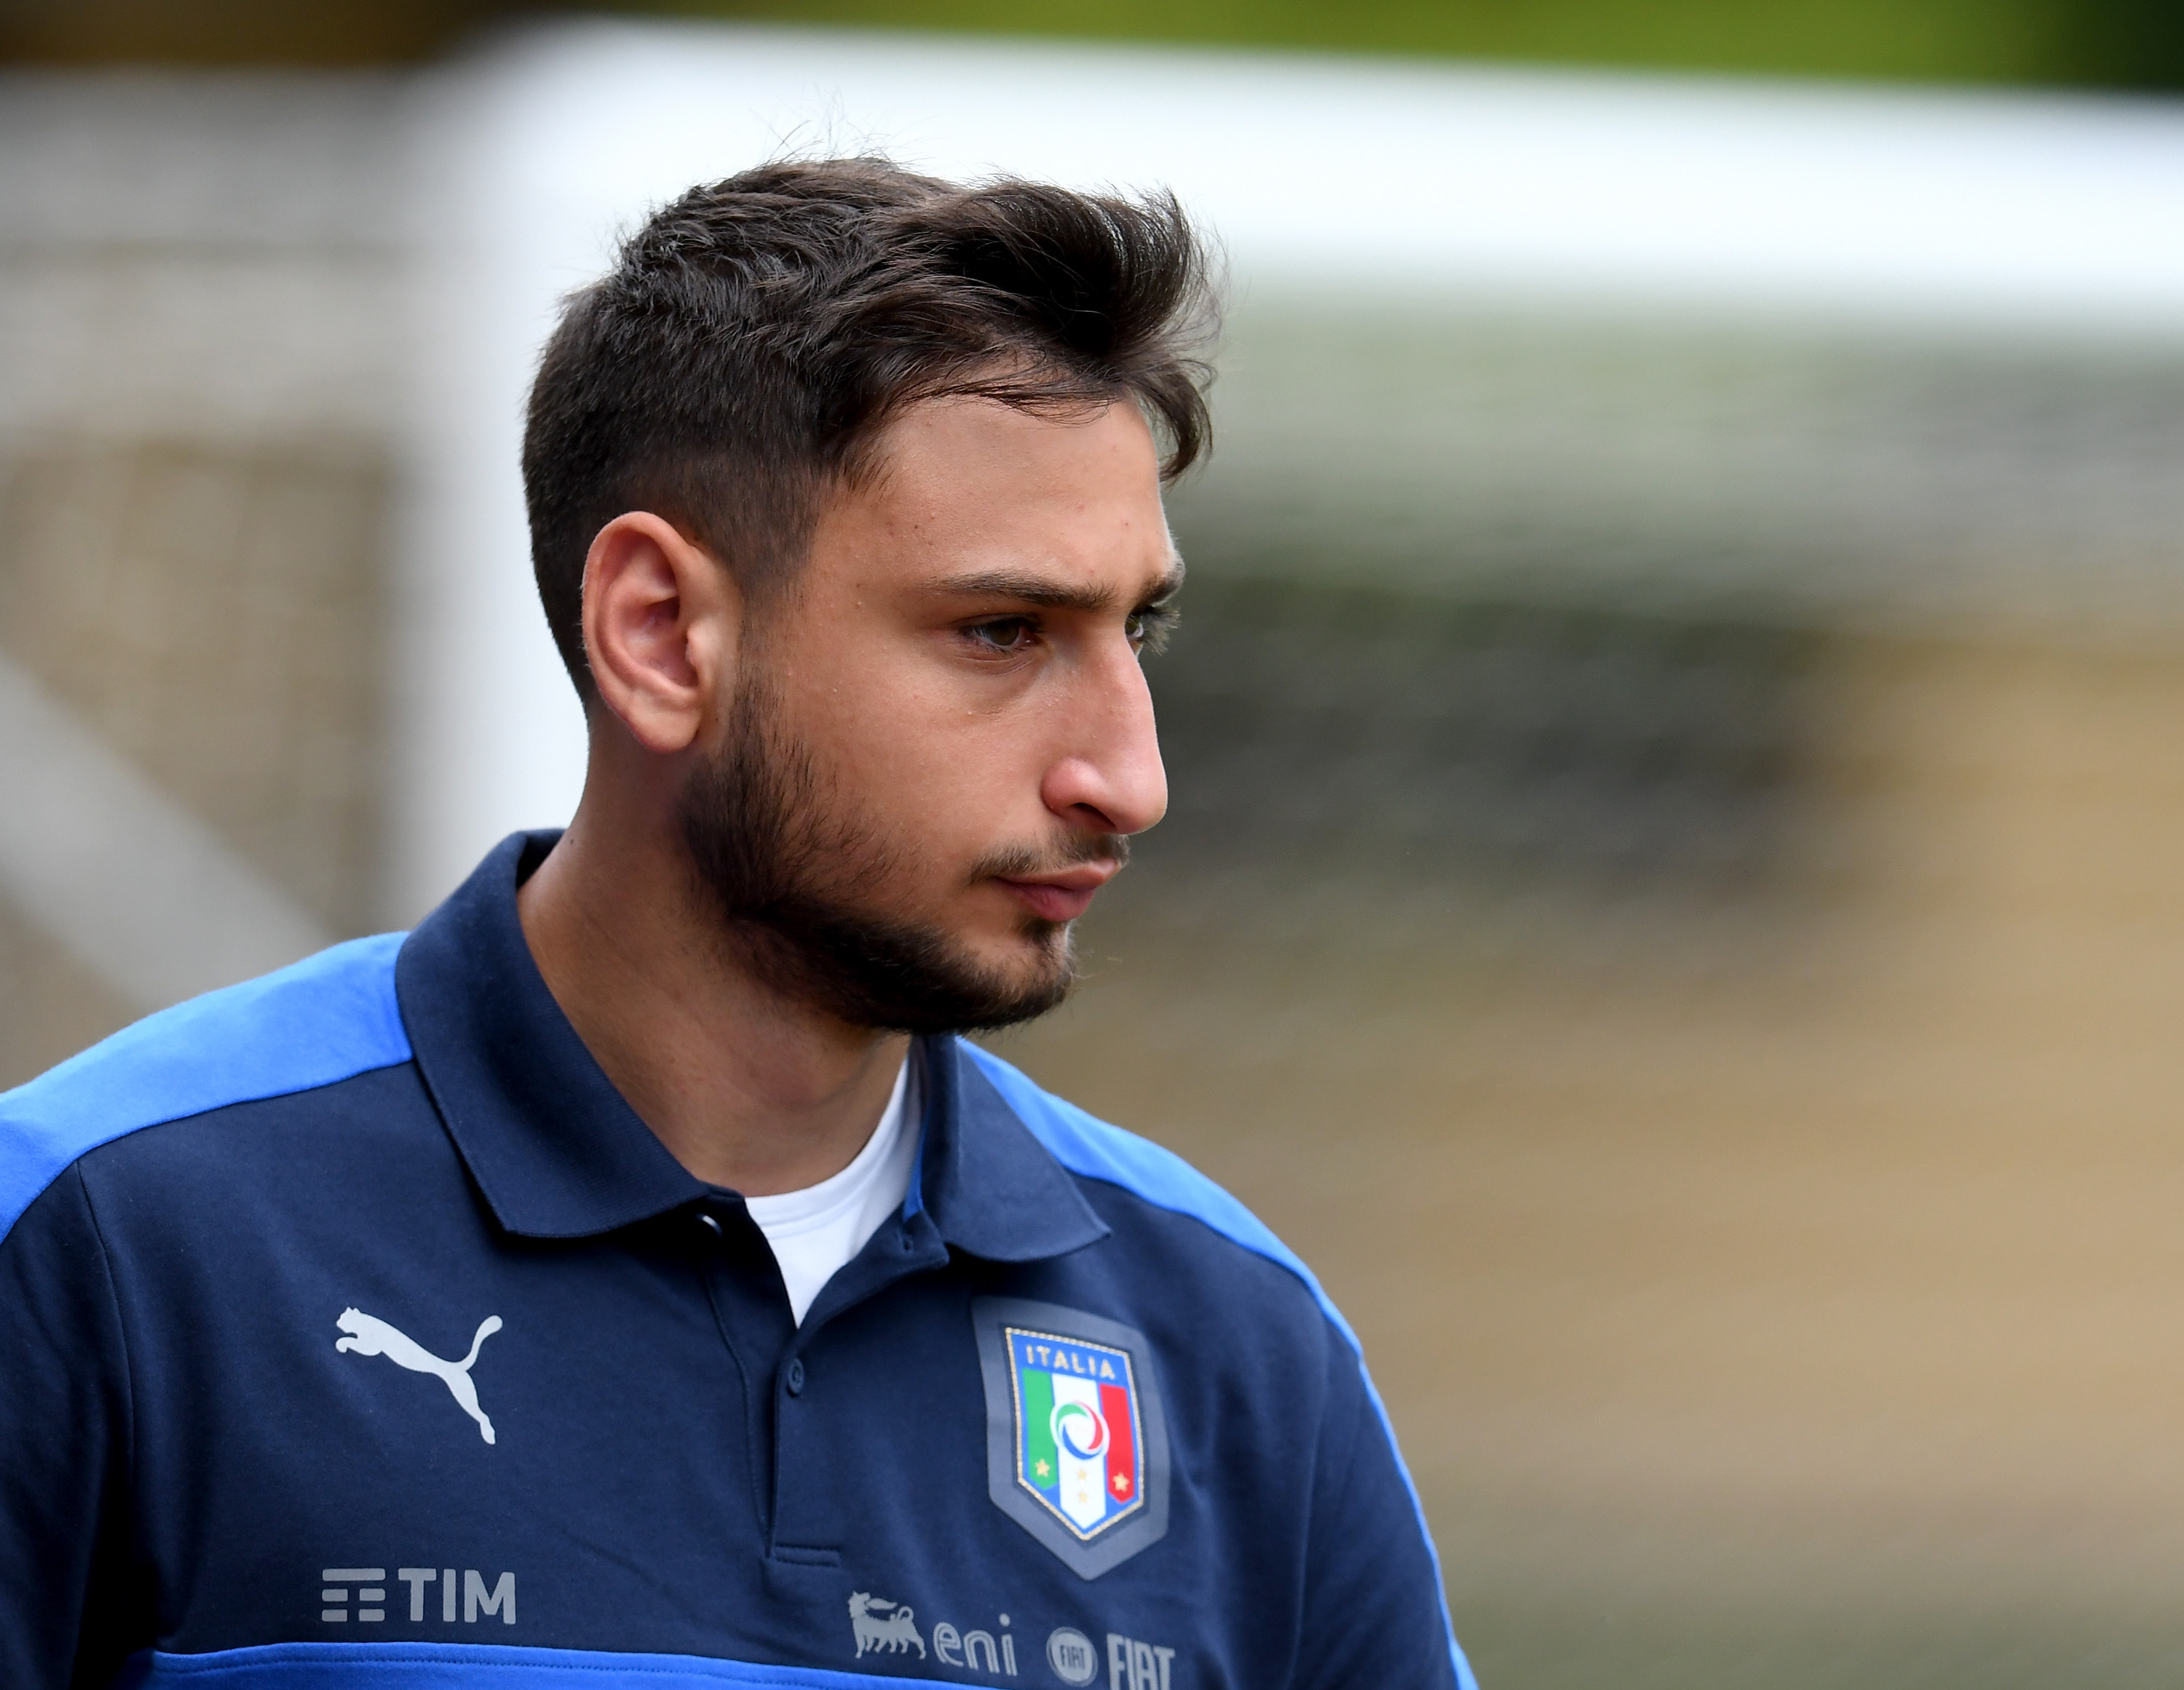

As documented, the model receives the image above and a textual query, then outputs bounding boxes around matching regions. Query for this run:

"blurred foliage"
[0,0,506,64]
[678,0,2166,89]
[2,0,2181,89]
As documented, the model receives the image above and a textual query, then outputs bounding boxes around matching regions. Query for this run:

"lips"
[994,861,1118,923]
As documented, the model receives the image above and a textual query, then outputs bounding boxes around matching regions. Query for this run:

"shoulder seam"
[0,933,412,1242]
[1,1055,415,1248]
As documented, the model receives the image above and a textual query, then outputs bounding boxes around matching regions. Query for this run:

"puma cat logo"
[336,1309,503,1444]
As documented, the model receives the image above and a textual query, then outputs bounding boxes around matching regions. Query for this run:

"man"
[0,159,1473,1690]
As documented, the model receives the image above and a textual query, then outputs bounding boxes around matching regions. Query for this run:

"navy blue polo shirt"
[0,833,1474,1690]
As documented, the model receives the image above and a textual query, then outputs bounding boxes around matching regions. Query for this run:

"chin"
[934,919,1076,1023]
[723,886,1081,1037]
[973,912,1071,972]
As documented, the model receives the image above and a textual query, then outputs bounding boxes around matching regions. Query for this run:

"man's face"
[680,397,1178,1034]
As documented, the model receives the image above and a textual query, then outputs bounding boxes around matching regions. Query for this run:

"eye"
[1128,602,1179,657]
[965,616,1037,655]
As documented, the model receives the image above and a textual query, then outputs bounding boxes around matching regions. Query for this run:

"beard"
[677,678,1121,1035]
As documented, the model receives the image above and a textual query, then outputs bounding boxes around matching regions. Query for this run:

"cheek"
[821,681,1058,862]
[768,618,1059,859]
[867,713,1032,834]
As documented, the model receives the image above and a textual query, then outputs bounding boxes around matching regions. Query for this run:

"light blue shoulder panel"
[963,1040,1480,1690]
[133,1641,941,1689]
[0,933,411,1242]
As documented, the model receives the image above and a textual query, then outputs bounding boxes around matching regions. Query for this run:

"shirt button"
[785,1357,806,1397]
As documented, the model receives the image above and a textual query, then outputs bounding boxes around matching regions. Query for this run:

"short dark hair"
[522,156,1219,694]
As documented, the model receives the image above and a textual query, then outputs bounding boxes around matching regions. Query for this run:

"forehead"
[855,397,1166,533]
[812,393,1179,594]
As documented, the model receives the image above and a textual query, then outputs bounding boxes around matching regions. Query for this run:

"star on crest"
[1034,1459,1051,1479]
[1112,1473,1131,1495]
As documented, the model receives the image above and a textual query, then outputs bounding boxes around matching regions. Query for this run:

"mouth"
[992,860,1120,924]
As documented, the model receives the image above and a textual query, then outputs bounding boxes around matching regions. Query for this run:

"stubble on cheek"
[677,681,1090,1033]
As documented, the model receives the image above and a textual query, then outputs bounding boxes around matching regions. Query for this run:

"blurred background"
[7,4,2184,1687]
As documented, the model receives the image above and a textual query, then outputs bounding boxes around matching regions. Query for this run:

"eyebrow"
[930,562,1185,614]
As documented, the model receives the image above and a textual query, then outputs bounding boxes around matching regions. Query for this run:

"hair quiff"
[521,156,1220,694]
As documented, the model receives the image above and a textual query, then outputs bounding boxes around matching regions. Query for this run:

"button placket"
[687,1197,794,1546]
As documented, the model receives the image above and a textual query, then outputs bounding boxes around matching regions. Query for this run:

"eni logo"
[335,1309,502,1444]
[848,1592,925,1659]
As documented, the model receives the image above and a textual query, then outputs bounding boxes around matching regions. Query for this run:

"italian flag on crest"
[1008,1328,1142,1537]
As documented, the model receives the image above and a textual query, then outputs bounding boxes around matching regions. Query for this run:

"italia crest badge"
[973,1298,1170,1579]
[1013,1329,1142,1534]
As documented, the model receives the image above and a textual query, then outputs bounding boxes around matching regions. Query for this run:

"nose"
[1040,640,1168,838]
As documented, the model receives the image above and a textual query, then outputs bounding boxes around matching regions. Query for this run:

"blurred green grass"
[9,0,2184,90]
[668,0,2183,90]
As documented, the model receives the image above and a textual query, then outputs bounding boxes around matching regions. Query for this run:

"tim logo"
[849,1592,925,1659]
[336,1309,502,1443]
[319,1566,513,1626]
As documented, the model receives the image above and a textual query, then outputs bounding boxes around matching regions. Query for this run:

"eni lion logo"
[335,1309,502,1444]
[848,1592,925,1659]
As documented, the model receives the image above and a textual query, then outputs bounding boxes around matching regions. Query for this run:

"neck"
[515,803,909,1197]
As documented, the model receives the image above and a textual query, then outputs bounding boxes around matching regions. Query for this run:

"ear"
[579,511,741,755]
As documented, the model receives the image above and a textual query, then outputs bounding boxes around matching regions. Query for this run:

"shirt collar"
[397,830,1108,1261]
[915,1029,1108,1263]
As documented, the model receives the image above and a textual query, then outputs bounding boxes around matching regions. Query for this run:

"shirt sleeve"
[1292,1322,1471,1690]
[0,1165,149,1689]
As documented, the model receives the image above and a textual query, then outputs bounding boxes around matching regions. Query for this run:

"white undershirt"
[744,1056,919,1325]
